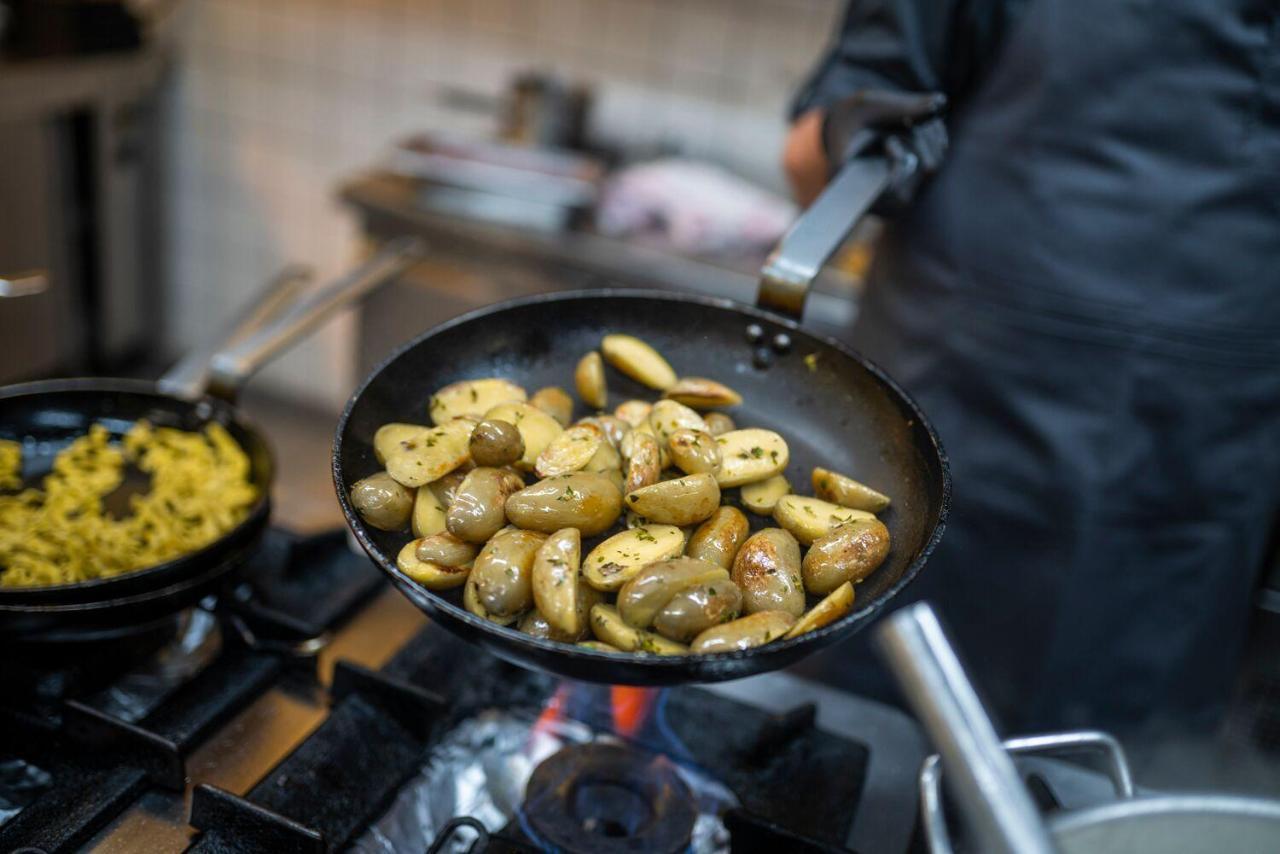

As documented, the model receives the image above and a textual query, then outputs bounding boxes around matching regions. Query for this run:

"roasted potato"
[773,495,876,546]
[519,609,589,642]
[582,524,685,591]
[374,423,427,466]
[690,610,795,653]
[468,419,525,467]
[397,539,471,590]
[740,474,790,515]
[483,402,563,472]
[350,472,414,530]
[464,571,518,625]
[812,466,891,513]
[535,422,604,478]
[614,400,652,428]
[703,412,736,436]
[648,399,707,450]
[785,582,855,638]
[802,518,891,593]
[654,580,743,643]
[685,506,749,569]
[624,473,720,526]
[668,428,722,475]
[732,528,805,617]
[713,429,788,487]
[580,414,628,448]
[530,386,574,427]
[427,469,469,508]
[575,351,608,409]
[446,467,526,543]
[410,484,448,537]
[589,604,687,655]
[470,528,546,618]
[504,472,623,535]
[601,334,677,390]
[577,640,622,653]
[616,557,729,629]
[429,378,526,424]
[384,419,475,487]
[664,377,742,409]
[623,430,661,494]
[531,528,591,636]
[415,531,479,567]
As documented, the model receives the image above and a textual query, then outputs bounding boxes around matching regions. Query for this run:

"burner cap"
[522,742,696,854]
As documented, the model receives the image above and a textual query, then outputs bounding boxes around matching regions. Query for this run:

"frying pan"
[0,238,422,643]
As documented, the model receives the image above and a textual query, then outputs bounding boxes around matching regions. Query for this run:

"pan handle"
[157,265,313,400]
[875,603,1058,854]
[203,237,423,401]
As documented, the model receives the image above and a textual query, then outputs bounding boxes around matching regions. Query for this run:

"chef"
[784,0,1280,732]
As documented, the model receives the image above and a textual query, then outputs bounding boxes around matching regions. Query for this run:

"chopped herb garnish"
[557,485,579,502]
[627,494,639,503]
[803,353,819,372]
[770,450,779,463]
[708,586,717,596]
[737,452,750,460]
[634,528,656,542]
[469,388,478,402]
[804,505,816,516]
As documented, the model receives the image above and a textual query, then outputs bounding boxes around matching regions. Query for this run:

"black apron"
[794,0,1280,732]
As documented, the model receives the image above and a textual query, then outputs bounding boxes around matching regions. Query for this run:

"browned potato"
[812,466,891,513]
[504,472,623,535]
[583,439,622,475]
[384,419,475,487]
[614,400,652,428]
[582,525,685,591]
[411,485,448,537]
[530,386,574,427]
[623,473,720,526]
[624,430,661,494]
[575,352,608,409]
[579,414,628,448]
[429,378,526,424]
[785,582,855,638]
[590,604,688,655]
[713,428,788,488]
[648,399,707,450]
[519,609,588,642]
[663,377,742,409]
[654,580,743,643]
[446,467,526,543]
[615,557,729,628]
[470,528,546,618]
[531,528,587,636]
[802,518,891,594]
[732,528,805,617]
[397,540,471,590]
[773,495,876,546]
[415,531,479,567]
[535,423,604,478]
[350,472,414,530]
[703,412,736,436]
[464,572,518,625]
[668,428,722,475]
[468,419,524,467]
[685,506,749,569]
[690,610,795,653]
[601,334,677,390]
[427,469,469,508]
[483,402,562,472]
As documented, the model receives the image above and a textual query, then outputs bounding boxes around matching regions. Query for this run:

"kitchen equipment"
[876,602,1280,854]
[334,120,947,686]
[0,238,422,644]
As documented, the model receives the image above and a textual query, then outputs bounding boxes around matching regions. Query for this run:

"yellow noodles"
[0,421,258,588]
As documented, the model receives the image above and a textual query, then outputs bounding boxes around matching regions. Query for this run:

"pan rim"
[333,289,951,674]
[0,377,274,599]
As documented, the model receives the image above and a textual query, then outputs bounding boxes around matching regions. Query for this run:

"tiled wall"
[165,0,842,409]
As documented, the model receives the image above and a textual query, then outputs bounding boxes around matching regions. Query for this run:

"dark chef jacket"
[788,0,1280,732]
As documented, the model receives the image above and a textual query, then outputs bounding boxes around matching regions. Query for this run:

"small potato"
[685,506,750,569]
[704,412,736,436]
[535,423,604,478]
[583,439,621,474]
[626,420,670,469]
[786,582,856,639]
[578,640,622,653]
[812,466,891,513]
[469,419,525,467]
[663,377,742,409]
[397,540,471,590]
[691,611,795,653]
[614,400,652,428]
[590,604,688,655]
[648,400,707,450]
[504,472,623,535]
[623,430,661,494]
[484,402,563,471]
[464,572,519,625]
[530,386,574,427]
[668,428,722,475]
[616,557,728,629]
[601,334,677,390]
[625,511,650,528]
[374,423,427,465]
[578,415,627,448]
[654,580,743,643]
[740,474,790,515]
[429,378,526,424]
[470,528,546,618]
[802,518,891,594]
[350,472,414,530]
[773,495,876,546]
[384,419,475,487]
[427,469,469,508]
[623,473,720,526]
[411,485,448,537]
[713,429,788,487]
[518,610,580,642]
[732,528,805,617]
[575,351,608,409]
[446,467,526,543]
[415,532,479,567]
[532,528,585,636]
[583,524,685,591]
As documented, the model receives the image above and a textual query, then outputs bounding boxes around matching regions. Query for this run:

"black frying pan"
[0,240,421,643]
[334,288,949,685]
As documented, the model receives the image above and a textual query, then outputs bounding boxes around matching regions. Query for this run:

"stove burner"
[522,743,697,854]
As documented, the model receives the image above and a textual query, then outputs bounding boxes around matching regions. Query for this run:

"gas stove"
[0,530,929,853]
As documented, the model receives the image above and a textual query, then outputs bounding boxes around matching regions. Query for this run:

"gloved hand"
[821,90,948,212]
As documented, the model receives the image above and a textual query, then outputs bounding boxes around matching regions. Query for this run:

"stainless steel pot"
[877,603,1280,854]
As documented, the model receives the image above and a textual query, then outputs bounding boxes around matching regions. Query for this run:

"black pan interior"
[0,378,273,609]
[335,290,948,684]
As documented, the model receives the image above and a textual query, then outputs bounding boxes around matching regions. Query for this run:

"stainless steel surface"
[876,602,1057,854]
[206,237,423,399]
[757,155,891,318]
[1048,794,1280,854]
[0,270,49,297]
[157,265,312,399]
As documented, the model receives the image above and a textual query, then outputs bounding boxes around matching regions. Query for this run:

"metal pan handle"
[875,603,1058,854]
[204,237,423,401]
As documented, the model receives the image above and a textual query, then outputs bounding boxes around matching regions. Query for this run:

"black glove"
[821,90,948,212]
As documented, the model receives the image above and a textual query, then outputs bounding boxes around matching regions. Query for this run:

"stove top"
[0,530,929,854]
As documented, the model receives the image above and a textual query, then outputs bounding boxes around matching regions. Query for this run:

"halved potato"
[668,428,722,475]
[429,378,526,424]
[690,610,795,653]
[812,466,891,513]
[648,399,707,450]
[397,540,471,590]
[535,423,604,478]
[589,604,687,655]
[504,472,623,535]
[663,377,742,409]
[530,386,574,427]
[411,484,448,537]
[582,524,685,591]
[802,518,891,593]
[772,495,876,546]
[704,412,736,436]
[601,334,677,390]
[575,351,608,409]
[464,572,519,625]
[614,399,653,428]
[785,582,856,639]
[483,402,563,472]
[740,474,790,515]
[623,473,720,526]
[374,423,427,465]
[616,557,729,629]
[623,430,661,494]
[531,528,584,636]
[713,429,788,487]
[384,419,475,487]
